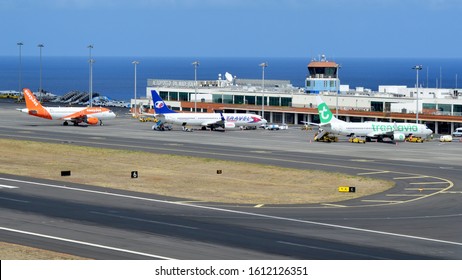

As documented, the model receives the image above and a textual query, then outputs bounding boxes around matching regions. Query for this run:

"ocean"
[1,56,461,101]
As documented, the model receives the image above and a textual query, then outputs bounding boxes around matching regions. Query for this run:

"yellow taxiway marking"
[393,175,429,180]
[357,171,390,175]
[409,182,449,185]
[254,204,265,208]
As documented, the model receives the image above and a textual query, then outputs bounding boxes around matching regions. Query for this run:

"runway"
[1,101,461,259]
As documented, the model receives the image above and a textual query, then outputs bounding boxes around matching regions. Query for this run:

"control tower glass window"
[308,67,337,78]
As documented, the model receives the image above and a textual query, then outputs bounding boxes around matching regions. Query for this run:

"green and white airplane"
[310,96,433,142]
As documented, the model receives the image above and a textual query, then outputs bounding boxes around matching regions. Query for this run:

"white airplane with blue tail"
[149,90,267,131]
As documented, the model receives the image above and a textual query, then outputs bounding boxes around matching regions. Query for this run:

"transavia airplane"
[310,96,433,142]
[18,88,116,126]
[150,90,267,130]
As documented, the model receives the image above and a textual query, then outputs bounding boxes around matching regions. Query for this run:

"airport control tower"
[305,55,340,94]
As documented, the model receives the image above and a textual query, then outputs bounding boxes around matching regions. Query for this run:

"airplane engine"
[392,132,406,142]
[224,122,236,129]
[85,117,99,125]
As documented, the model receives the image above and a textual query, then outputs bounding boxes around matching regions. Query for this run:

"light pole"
[132,61,139,116]
[192,61,200,113]
[38,44,44,102]
[89,58,95,107]
[87,44,94,107]
[412,65,423,124]
[335,64,341,118]
[17,42,23,95]
[259,62,268,118]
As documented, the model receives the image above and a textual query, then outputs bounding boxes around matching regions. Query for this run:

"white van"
[452,127,462,137]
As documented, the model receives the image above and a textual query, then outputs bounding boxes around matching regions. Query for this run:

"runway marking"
[321,203,347,207]
[393,175,428,180]
[361,200,401,203]
[405,188,445,191]
[442,191,462,194]
[0,196,29,203]
[277,241,387,260]
[386,194,426,197]
[409,182,449,185]
[251,151,271,154]
[357,171,390,175]
[2,176,461,248]
[254,204,265,208]
[0,184,18,189]
[350,159,375,162]
[0,226,174,260]
[91,211,198,230]
[174,200,205,203]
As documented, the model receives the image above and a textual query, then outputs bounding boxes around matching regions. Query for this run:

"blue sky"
[1,0,461,57]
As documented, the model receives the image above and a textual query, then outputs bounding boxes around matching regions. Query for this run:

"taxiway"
[1,101,461,259]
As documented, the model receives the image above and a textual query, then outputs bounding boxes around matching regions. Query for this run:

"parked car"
[265,123,280,130]
[439,135,453,142]
[452,127,462,137]
[279,124,289,130]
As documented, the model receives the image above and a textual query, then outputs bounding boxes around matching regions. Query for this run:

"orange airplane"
[18,88,116,126]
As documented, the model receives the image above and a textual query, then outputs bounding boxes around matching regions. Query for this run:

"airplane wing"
[138,112,164,122]
[61,108,105,125]
[301,121,332,131]
[61,110,88,121]
[366,131,393,138]
[202,113,226,128]
[301,121,321,127]
[201,113,240,129]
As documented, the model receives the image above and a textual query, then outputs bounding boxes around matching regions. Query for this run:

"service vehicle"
[279,124,289,130]
[314,132,338,142]
[439,135,453,142]
[406,136,424,143]
[266,123,280,130]
[349,137,366,144]
[452,128,462,137]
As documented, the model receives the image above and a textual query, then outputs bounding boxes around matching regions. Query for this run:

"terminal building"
[134,57,462,135]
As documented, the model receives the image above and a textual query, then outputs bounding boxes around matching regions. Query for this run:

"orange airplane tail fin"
[23,88,52,119]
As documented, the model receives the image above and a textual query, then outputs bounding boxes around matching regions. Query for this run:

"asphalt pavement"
[1,100,461,259]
